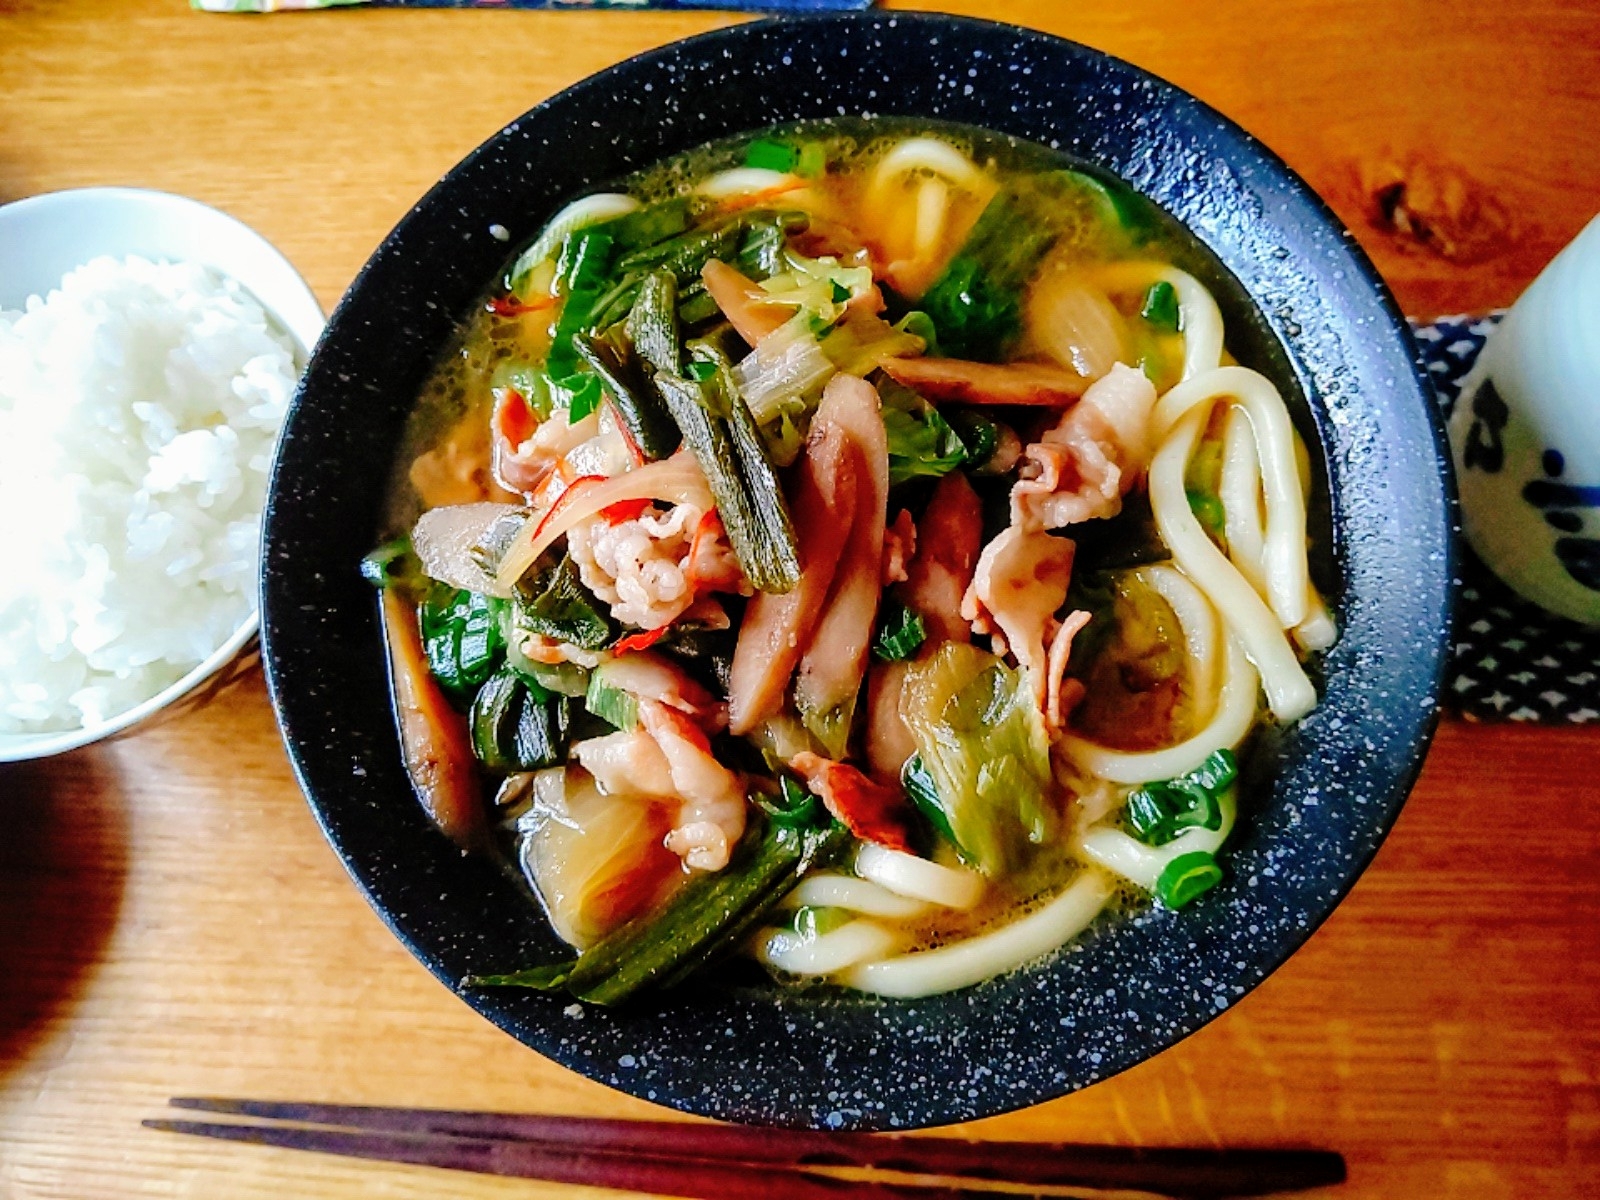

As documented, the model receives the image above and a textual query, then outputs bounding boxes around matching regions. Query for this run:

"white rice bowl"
[0,255,302,734]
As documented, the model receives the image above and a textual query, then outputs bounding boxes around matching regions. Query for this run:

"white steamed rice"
[0,255,301,733]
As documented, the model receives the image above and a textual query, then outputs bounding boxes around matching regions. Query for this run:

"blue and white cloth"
[1414,314,1600,724]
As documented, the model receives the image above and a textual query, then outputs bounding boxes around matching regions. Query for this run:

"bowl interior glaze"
[261,13,1452,1131]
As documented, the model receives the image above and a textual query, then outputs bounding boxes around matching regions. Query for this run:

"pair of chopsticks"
[145,1099,1344,1198]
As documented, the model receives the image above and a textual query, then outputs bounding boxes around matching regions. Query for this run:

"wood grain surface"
[2,2,1598,1198]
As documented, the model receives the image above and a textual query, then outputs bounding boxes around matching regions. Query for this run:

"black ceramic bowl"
[262,12,1452,1130]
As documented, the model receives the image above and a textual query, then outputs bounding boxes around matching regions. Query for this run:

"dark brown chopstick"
[147,1098,1345,1198]
[144,1117,967,1199]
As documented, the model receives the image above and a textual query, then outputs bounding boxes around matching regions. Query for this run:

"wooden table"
[3,2,1598,1197]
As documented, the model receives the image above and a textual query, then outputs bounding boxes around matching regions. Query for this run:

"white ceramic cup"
[0,188,326,762]
[1447,212,1600,625]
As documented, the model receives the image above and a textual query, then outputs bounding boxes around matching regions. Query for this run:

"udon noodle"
[368,120,1332,1005]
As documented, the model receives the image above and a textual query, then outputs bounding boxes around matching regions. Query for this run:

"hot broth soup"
[365,119,1333,1005]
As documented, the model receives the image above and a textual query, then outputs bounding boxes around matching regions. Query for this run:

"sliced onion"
[412,502,523,598]
[1027,272,1129,381]
[596,650,721,723]
[493,452,713,589]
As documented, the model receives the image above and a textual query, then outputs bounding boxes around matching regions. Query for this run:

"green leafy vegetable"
[677,286,721,326]
[360,536,427,596]
[513,554,616,651]
[557,372,603,423]
[881,388,967,485]
[901,753,958,848]
[1062,168,1157,246]
[545,226,615,383]
[732,315,837,467]
[468,511,532,581]
[1141,280,1180,331]
[736,213,804,281]
[617,220,743,282]
[606,199,691,252]
[467,816,850,1005]
[872,601,927,662]
[1155,851,1224,909]
[898,643,1055,875]
[489,360,555,422]
[918,172,1151,360]
[470,665,571,772]
[918,186,1062,361]
[419,585,506,704]
[1125,749,1238,846]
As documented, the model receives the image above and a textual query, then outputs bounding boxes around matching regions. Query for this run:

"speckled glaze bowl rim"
[262,12,1454,1131]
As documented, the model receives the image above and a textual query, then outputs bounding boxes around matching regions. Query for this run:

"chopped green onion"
[1155,851,1224,909]
[754,774,824,830]
[744,138,798,173]
[790,904,852,939]
[873,601,927,662]
[359,536,425,594]
[584,666,639,732]
[944,408,1001,471]
[1141,280,1180,331]
[1125,749,1237,846]
[892,310,941,357]
[1188,748,1239,794]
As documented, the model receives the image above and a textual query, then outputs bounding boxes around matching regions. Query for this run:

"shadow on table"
[0,750,128,1076]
